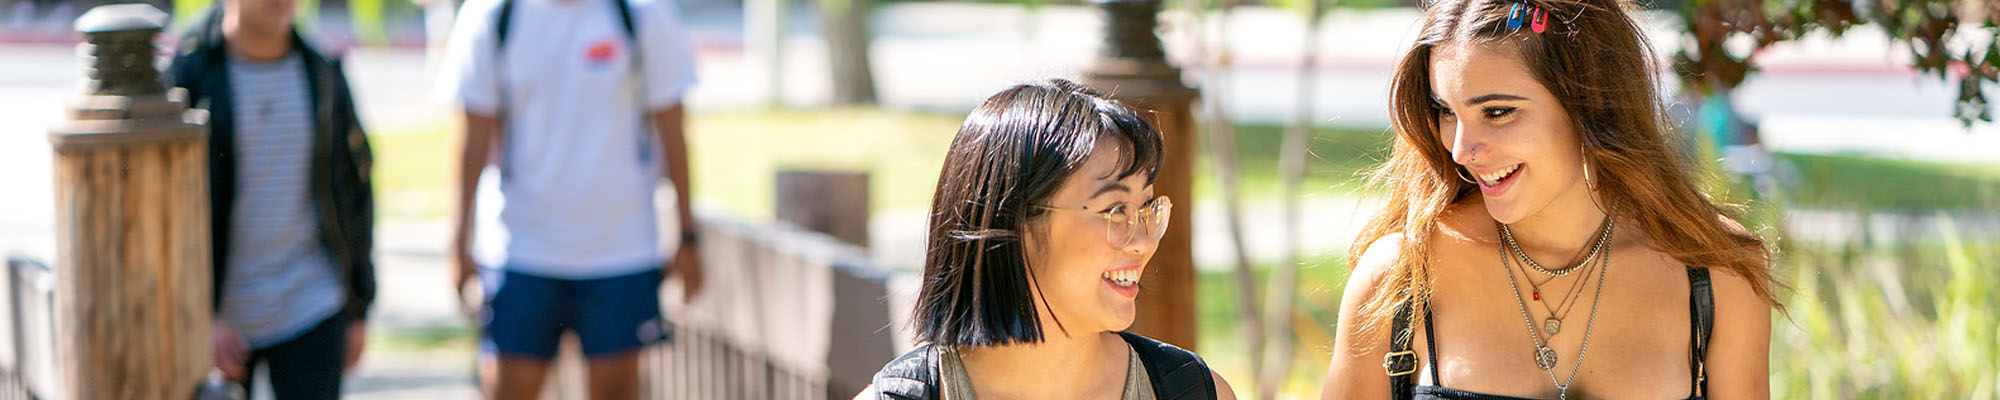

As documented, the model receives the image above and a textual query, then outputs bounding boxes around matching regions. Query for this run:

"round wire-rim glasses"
[1035,195,1173,247]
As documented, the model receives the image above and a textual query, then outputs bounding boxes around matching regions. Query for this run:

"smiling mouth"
[1474,163,1522,187]
[1103,268,1140,287]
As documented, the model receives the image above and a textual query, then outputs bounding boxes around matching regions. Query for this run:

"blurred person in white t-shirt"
[435,0,704,396]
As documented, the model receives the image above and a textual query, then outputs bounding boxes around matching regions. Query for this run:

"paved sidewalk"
[343,221,482,398]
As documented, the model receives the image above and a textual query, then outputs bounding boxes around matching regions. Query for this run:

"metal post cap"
[73,3,168,34]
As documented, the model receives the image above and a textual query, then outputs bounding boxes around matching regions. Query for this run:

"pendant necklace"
[1496,221,1613,400]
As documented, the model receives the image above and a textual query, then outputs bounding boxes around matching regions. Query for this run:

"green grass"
[370,322,478,351]
[1771,152,2000,211]
[1191,124,1394,201]
[366,109,965,220]
[369,124,454,219]
[369,110,2000,220]
[679,109,965,219]
[367,111,1395,220]
[1193,256,1353,398]
[1766,222,2000,398]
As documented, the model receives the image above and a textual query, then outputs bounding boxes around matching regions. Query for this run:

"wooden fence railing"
[0,257,59,399]
[4,209,922,400]
[536,212,918,400]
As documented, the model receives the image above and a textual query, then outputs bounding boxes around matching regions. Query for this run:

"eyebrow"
[1432,93,1528,107]
[1466,93,1528,105]
[1091,182,1132,199]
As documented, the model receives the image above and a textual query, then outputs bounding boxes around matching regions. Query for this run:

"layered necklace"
[1501,218,1611,276]
[1495,218,1613,400]
[1499,218,1612,335]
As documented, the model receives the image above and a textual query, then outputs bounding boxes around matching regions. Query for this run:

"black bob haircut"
[912,78,1165,347]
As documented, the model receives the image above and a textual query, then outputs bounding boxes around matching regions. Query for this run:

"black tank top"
[1385,267,1716,400]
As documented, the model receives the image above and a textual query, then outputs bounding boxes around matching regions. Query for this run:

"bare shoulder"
[1337,231,1406,328]
[1715,213,1757,237]
[1211,369,1239,400]
[1320,232,1407,399]
[1434,196,1495,242]
[1707,266,1772,322]
[1346,232,1408,298]
[1696,212,1773,309]
[1701,265,1774,398]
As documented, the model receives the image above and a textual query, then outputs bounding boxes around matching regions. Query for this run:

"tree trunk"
[1259,1,1322,397]
[819,0,876,105]
[1193,0,1265,387]
[748,0,787,108]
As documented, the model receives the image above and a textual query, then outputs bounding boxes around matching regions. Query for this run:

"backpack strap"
[495,0,515,47]
[610,0,637,42]
[494,0,637,49]
[610,0,655,163]
[488,0,519,179]
[487,0,653,172]
[1385,301,1418,400]
[1119,331,1218,400]
[864,344,940,400]
[1687,267,1715,397]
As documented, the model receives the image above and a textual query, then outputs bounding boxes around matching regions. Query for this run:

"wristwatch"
[680,231,701,246]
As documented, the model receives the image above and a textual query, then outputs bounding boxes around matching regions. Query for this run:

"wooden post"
[1082,0,1200,350]
[46,4,212,399]
[773,170,884,399]
[774,170,870,248]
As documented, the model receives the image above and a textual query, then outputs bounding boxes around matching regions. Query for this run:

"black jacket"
[166,7,377,322]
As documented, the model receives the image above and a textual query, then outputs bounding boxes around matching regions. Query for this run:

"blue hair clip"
[1507,3,1525,30]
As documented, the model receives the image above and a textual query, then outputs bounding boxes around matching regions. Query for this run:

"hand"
[670,244,703,302]
[211,321,251,382]
[450,249,479,318]
[343,320,367,372]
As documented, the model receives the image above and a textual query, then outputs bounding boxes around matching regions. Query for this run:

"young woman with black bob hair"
[854,79,1237,400]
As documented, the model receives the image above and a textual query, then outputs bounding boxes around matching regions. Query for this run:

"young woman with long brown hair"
[1320,1,1782,399]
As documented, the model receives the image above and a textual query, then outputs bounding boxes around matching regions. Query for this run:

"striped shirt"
[219,50,347,349]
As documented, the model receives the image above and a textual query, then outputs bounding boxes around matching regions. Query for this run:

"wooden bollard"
[46,4,212,399]
[775,170,870,248]
[1082,0,1200,351]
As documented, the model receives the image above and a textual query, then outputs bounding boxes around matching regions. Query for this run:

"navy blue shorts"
[478,267,672,359]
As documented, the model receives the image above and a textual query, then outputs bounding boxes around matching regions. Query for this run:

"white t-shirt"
[436,0,696,279]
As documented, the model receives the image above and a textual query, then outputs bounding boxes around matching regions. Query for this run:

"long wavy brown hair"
[1352,0,1782,343]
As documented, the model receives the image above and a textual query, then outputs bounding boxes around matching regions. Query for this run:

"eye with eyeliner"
[1483,106,1517,120]
[1432,101,1456,118]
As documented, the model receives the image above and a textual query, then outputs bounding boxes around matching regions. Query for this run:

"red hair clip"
[1530,5,1548,33]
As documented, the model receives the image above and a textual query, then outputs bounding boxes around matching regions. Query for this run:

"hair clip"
[1507,3,1524,29]
[1531,5,1548,33]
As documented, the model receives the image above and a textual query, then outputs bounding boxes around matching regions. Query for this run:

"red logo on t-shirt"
[585,39,618,69]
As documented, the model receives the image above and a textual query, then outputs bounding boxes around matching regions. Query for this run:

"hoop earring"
[1584,162,1597,190]
[1581,146,1597,191]
[1580,145,1611,215]
[1457,168,1479,185]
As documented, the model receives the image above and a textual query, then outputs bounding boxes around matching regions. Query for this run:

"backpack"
[862,332,1220,400]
